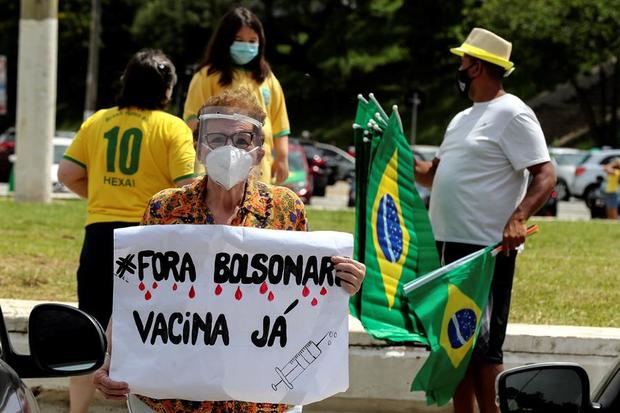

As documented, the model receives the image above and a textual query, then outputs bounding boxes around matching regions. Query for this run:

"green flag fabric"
[352,96,439,343]
[405,246,497,406]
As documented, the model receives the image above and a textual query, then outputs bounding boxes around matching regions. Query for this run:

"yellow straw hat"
[450,28,515,77]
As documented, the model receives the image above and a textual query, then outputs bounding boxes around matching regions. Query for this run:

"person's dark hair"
[479,59,506,81]
[197,7,270,86]
[117,49,177,110]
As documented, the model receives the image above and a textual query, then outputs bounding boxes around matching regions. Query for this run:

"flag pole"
[404,225,539,294]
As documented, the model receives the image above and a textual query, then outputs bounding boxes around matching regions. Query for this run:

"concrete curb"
[3,298,619,412]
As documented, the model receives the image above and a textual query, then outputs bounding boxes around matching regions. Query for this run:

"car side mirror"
[497,363,591,413]
[28,304,107,375]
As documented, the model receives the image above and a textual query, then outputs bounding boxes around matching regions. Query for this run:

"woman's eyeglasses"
[205,132,255,150]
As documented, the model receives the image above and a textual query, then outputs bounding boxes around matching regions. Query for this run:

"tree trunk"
[570,77,604,146]
[611,57,619,147]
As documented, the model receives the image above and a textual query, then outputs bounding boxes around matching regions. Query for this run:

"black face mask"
[456,63,476,98]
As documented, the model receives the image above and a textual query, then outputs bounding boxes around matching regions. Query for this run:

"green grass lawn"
[1,198,618,327]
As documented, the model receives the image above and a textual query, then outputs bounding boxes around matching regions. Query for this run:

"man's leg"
[453,362,478,413]
[472,250,517,413]
[474,362,503,413]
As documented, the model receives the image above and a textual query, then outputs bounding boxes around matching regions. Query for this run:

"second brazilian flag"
[359,111,439,343]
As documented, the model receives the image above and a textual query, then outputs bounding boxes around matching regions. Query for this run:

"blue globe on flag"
[375,194,403,263]
[447,308,477,349]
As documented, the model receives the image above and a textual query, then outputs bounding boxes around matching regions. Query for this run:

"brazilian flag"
[355,108,439,343]
[406,246,496,406]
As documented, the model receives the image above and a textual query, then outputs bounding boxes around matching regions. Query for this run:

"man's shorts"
[436,241,517,365]
[77,221,138,329]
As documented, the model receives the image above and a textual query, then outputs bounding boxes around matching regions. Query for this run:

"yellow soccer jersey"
[64,107,196,225]
[183,67,290,182]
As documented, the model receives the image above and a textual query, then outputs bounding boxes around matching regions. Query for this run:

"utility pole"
[409,91,421,145]
[14,0,58,203]
[83,0,101,120]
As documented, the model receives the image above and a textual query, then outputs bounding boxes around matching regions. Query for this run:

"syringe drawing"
[271,330,336,391]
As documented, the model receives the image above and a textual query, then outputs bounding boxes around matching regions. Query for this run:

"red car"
[0,127,16,182]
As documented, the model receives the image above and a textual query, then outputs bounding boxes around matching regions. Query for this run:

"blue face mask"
[230,41,259,65]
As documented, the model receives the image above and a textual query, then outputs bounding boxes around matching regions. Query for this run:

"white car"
[548,147,588,200]
[570,149,620,200]
[51,134,74,192]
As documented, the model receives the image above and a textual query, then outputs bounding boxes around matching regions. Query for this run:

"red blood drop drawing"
[145,291,152,301]
[215,284,223,296]
[260,281,268,294]
[152,281,158,289]
[320,287,327,296]
[311,297,318,306]
[235,286,243,301]
[302,285,310,297]
[172,283,178,291]
[138,282,145,291]
[268,291,275,301]
[189,286,196,299]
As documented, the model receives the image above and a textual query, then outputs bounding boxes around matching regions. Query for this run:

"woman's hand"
[93,354,130,400]
[331,256,366,295]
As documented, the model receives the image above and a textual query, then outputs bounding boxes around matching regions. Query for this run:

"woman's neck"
[205,178,246,224]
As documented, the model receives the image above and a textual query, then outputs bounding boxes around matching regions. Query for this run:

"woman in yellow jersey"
[184,6,290,185]
[58,49,196,413]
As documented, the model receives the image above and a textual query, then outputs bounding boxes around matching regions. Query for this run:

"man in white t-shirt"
[416,28,556,413]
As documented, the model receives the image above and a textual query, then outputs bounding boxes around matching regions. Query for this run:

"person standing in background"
[602,158,620,219]
[58,49,196,413]
[415,28,555,413]
[183,6,290,184]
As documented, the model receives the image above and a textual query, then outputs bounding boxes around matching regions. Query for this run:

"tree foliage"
[0,0,619,146]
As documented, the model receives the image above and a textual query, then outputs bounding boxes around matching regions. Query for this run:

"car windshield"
[554,153,587,166]
[53,144,69,164]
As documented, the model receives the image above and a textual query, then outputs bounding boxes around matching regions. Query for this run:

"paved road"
[1,181,592,220]
[310,181,592,221]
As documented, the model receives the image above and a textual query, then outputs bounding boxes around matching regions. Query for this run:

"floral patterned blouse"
[137,176,306,412]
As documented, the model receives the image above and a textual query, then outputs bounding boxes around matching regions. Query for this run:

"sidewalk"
[2,298,619,413]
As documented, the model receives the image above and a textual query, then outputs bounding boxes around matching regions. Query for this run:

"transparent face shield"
[196,107,264,164]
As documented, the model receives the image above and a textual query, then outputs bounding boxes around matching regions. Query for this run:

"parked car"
[571,149,620,202]
[0,303,106,412]
[411,144,439,161]
[283,140,312,203]
[0,127,16,182]
[549,147,588,200]
[496,358,620,412]
[314,142,355,184]
[347,148,431,208]
[52,136,74,192]
[296,139,329,196]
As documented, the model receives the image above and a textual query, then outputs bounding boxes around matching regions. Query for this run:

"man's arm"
[414,157,440,188]
[502,161,556,252]
[58,159,88,198]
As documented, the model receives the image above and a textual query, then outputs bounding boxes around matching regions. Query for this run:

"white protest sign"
[111,225,353,405]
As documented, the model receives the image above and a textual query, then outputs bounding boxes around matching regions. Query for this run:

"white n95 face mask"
[205,145,258,190]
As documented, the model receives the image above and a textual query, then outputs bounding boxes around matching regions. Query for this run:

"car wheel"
[555,179,570,201]
[583,184,599,208]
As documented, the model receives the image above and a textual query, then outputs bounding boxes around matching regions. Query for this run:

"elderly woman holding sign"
[93,87,365,413]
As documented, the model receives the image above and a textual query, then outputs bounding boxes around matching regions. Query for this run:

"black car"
[315,142,356,184]
[295,139,329,197]
[497,359,620,412]
[0,303,106,412]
